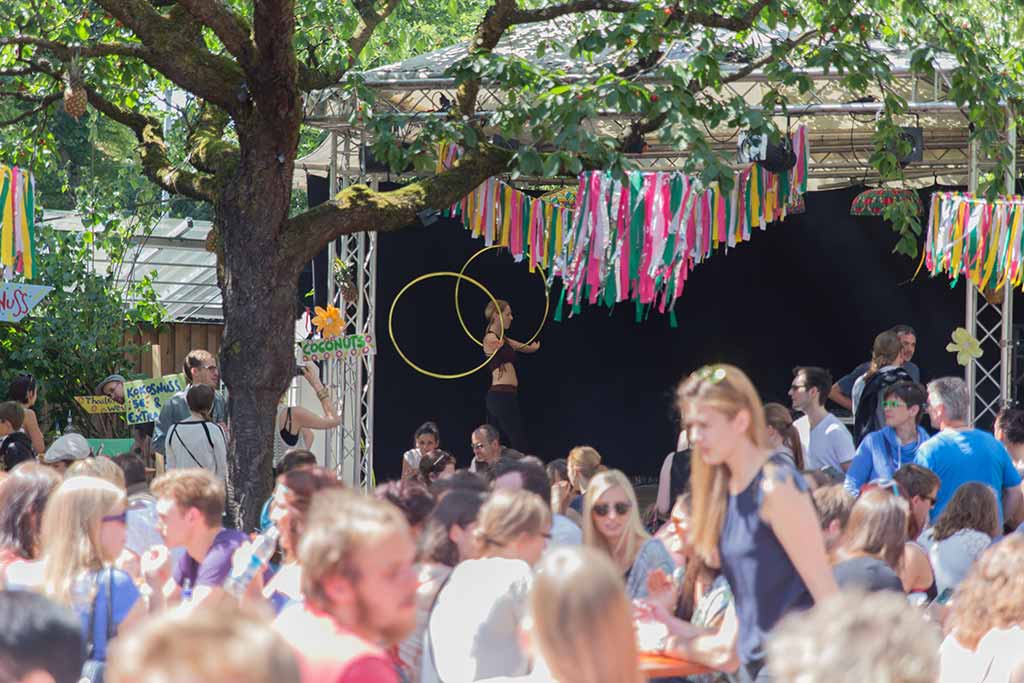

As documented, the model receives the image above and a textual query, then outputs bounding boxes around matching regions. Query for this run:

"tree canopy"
[2,0,1021,524]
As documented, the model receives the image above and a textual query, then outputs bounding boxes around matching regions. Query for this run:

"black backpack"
[853,367,913,445]
[1,432,35,471]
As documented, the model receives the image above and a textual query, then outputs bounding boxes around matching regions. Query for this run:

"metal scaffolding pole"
[1002,108,1018,408]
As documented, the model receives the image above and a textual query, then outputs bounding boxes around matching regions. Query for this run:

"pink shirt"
[273,602,399,683]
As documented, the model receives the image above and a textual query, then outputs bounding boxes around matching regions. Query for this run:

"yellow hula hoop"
[389,271,505,380]
[454,245,550,347]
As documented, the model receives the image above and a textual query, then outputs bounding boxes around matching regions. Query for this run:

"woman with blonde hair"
[567,445,602,514]
[583,469,674,600]
[763,403,804,470]
[18,476,146,666]
[832,487,908,592]
[423,489,551,683]
[939,534,1024,683]
[655,365,836,683]
[528,546,645,683]
[482,298,540,452]
[919,482,999,597]
[67,455,127,490]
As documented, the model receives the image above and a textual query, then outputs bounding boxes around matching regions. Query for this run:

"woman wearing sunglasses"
[662,365,836,683]
[10,477,149,668]
[583,469,674,600]
[844,382,930,497]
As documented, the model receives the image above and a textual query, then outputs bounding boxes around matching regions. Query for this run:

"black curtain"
[308,178,988,481]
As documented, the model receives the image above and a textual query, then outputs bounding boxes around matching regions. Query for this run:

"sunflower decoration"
[946,327,982,367]
[312,304,345,339]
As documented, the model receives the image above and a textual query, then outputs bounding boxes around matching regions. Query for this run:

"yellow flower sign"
[311,305,344,339]
[946,327,982,367]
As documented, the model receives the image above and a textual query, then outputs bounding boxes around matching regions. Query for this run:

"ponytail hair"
[764,403,804,470]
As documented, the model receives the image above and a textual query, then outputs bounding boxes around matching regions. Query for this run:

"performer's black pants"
[486,386,528,452]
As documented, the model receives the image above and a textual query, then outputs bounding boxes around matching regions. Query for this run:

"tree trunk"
[216,127,301,530]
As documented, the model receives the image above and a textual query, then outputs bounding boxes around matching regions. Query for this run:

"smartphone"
[935,588,954,605]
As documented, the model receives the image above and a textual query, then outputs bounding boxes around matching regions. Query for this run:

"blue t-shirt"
[914,429,1022,524]
[75,568,141,661]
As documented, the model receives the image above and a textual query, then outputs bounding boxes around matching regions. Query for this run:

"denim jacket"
[844,425,930,496]
[625,537,675,600]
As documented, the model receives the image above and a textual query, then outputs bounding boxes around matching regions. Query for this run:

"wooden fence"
[123,323,224,376]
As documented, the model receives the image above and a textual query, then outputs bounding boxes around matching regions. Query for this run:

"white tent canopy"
[297,18,975,191]
[44,209,222,322]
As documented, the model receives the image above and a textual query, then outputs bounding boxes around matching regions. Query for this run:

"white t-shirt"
[804,413,855,471]
[794,415,811,458]
[422,557,532,683]
[919,527,992,597]
[165,419,228,480]
[548,514,581,549]
[940,626,1024,683]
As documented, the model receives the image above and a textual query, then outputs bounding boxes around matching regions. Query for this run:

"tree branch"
[617,29,818,152]
[280,145,513,266]
[91,0,247,115]
[0,93,60,126]
[297,0,402,91]
[85,87,220,202]
[186,103,240,176]
[456,0,518,118]
[509,0,773,30]
[173,0,256,68]
[0,35,143,59]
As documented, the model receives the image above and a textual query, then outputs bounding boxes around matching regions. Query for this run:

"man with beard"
[273,490,418,683]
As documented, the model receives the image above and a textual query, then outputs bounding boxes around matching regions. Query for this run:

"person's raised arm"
[300,365,342,428]
[655,452,675,518]
[505,338,540,353]
[828,383,853,411]
[760,472,839,603]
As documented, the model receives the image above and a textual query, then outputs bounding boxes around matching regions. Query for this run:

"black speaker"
[894,127,924,166]
[757,138,796,174]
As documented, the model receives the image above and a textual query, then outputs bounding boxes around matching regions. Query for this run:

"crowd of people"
[4,325,1024,683]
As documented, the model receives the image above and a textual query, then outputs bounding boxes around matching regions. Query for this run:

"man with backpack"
[852,331,913,445]
[0,401,35,471]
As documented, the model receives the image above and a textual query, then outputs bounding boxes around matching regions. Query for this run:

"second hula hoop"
[454,244,550,347]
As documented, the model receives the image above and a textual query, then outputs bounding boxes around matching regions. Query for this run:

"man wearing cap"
[153,349,227,455]
[96,374,127,403]
[43,433,93,474]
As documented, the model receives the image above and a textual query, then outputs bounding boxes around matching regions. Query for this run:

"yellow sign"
[124,373,187,425]
[74,395,125,414]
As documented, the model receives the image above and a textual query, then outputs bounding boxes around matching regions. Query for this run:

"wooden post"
[151,343,162,377]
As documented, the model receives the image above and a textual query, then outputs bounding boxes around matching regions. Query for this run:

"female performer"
[482,299,539,452]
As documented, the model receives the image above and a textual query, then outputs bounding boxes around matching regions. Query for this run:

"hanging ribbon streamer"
[924,192,1024,291]
[0,164,37,281]
[436,125,808,320]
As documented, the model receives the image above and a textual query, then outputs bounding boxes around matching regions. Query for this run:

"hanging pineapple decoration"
[63,59,88,119]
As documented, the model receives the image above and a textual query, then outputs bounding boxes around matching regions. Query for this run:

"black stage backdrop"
[307,177,980,482]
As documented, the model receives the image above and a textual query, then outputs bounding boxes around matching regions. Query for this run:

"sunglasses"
[921,494,937,507]
[593,502,632,517]
[881,400,908,409]
[790,383,808,391]
[102,511,128,524]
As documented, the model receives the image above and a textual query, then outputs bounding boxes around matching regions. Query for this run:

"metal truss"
[965,125,1018,428]
[321,132,378,490]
